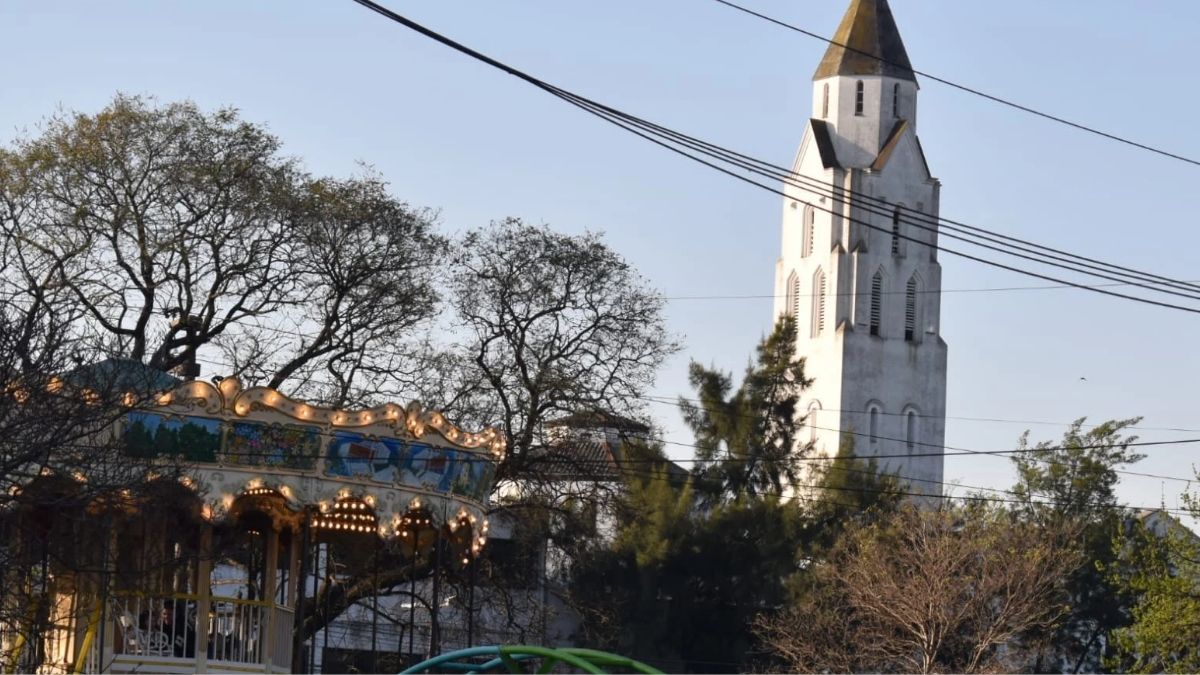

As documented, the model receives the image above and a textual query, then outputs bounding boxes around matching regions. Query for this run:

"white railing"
[112,593,277,668]
[112,594,201,660]
[269,605,294,669]
[207,595,266,665]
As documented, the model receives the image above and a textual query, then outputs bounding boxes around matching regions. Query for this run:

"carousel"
[0,374,501,674]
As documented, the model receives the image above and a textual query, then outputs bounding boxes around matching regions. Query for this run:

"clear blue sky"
[4,1,1199,512]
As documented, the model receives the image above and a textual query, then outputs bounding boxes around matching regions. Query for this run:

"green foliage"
[570,469,803,673]
[680,316,812,502]
[1106,509,1200,672]
[799,434,903,554]
[568,321,910,673]
[615,468,695,568]
[1009,417,1144,672]
[1012,418,1145,519]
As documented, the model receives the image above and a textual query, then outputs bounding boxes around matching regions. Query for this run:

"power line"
[191,351,1200,486]
[547,88,1200,308]
[663,278,1200,301]
[536,76,1200,300]
[556,450,1197,517]
[345,0,1200,316]
[636,393,1200,436]
[710,0,1200,169]
[632,394,1200,485]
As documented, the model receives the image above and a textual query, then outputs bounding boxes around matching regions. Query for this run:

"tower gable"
[870,121,932,180]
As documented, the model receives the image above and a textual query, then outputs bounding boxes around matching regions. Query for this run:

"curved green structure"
[399,645,663,674]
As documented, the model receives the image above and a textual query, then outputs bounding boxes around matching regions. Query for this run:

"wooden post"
[261,527,279,670]
[194,525,213,674]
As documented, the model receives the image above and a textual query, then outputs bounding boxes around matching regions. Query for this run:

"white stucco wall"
[775,72,947,495]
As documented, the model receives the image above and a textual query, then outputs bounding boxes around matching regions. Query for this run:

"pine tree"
[680,315,812,503]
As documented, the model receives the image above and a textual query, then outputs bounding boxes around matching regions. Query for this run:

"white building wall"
[775,71,947,494]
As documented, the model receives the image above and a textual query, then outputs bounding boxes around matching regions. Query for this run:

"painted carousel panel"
[223,420,322,470]
[122,411,222,463]
[324,433,496,500]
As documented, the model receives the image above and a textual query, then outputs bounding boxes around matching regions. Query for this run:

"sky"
[3,0,1199,514]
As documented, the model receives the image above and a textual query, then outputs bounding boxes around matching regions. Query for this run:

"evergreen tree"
[1010,418,1144,672]
[680,316,812,503]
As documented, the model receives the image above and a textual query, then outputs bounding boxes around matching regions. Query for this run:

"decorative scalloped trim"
[156,376,505,457]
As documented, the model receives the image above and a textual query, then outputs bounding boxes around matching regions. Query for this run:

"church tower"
[774,0,948,492]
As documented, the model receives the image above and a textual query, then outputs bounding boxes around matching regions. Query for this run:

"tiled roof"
[544,410,651,433]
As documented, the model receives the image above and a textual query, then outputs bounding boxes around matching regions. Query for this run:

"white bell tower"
[774,0,948,492]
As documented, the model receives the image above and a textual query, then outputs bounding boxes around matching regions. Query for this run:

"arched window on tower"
[868,404,881,446]
[811,269,827,337]
[905,275,919,342]
[855,80,865,116]
[785,271,800,318]
[891,205,903,256]
[802,204,815,258]
[822,82,830,119]
[905,410,918,452]
[869,270,883,336]
[893,83,901,119]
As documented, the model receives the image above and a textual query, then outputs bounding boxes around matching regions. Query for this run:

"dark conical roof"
[813,0,915,82]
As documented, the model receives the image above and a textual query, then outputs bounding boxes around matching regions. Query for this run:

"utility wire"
[548,88,1200,306]
[187,351,1200,486]
[711,0,1200,169]
[636,392,1200,436]
[664,279,1200,301]
[593,457,1197,517]
[533,74,1200,298]
[574,94,1200,299]
[631,394,1200,486]
[345,0,1200,315]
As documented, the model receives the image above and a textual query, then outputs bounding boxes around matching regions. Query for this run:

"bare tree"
[221,171,445,407]
[0,95,443,404]
[442,218,678,479]
[756,505,1080,674]
[0,266,178,671]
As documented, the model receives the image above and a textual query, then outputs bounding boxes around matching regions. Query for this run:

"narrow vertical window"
[869,406,880,444]
[822,82,830,119]
[891,205,902,255]
[809,402,821,445]
[801,205,815,258]
[811,269,826,337]
[892,83,901,119]
[906,411,917,451]
[855,80,864,116]
[785,271,800,318]
[869,271,882,336]
[905,275,918,342]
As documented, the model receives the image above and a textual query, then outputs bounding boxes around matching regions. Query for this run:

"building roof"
[813,0,916,82]
[545,410,651,434]
[64,357,180,394]
[528,437,689,484]
[809,119,842,170]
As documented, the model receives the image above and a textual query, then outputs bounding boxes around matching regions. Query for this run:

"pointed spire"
[813,0,915,82]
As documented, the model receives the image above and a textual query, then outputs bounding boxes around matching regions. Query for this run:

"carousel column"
[194,525,213,674]
[287,533,300,610]
[261,527,279,670]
